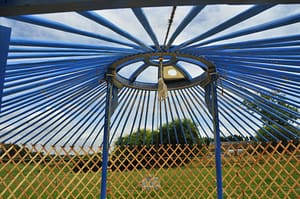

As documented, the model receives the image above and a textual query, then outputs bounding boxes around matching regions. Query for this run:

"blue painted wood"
[0,25,11,112]
[192,34,300,50]
[217,90,260,142]
[129,63,148,82]
[163,98,171,144]
[115,89,139,145]
[165,96,178,144]
[78,11,152,51]
[2,73,95,113]
[1,81,100,143]
[222,80,299,141]
[176,5,274,49]
[177,89,202,141]
[109,88,133,145]
[10,38,140,53]
[0,0,298,17]
[1,5,299,147]
[151,91,157,145]
[143,91,151,145]
[8,15,139,48]
[128,89,144,145]
[174,63,193,80]
[135,90,147,145]
[193,13,300,47]
[173,90,196,144]
[211,75,223,199]
[169,90,188,144]
[183,88,213,139]
[100,80,112,199]
[167,5,205,49]
[159,100,163,144]
[132,8,161,50]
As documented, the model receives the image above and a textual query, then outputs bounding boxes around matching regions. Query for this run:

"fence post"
[100,76,113,199]
[0,25,11,112]
[211,73,223,199]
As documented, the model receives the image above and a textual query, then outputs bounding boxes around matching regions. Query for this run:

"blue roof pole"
[100,77,113,199]
[0,25,11,112]
[211,73,223,199]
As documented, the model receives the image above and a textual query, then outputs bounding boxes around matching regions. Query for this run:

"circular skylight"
[109,52,215,90]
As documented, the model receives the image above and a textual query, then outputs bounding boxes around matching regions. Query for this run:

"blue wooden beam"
[191,13,300,47]
[0,0,298,17]
[10,38,140,53]
[175,5,274,50]
[78,11,153,51]
[8,15,140,49]
[100,80,113,199]
[0,25,11,113]
[132,8,161,50]
[211,73,223,199]
[166,5,205,49]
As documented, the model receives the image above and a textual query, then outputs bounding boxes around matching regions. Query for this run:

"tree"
[114,129,158,146]
[0,143,45,163]
[114,118,209,146]
[159,118,210,145]
[244,91,299,142]
[111,119,210,171]
[220,134,245,142]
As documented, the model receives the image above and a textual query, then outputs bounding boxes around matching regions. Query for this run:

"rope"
[163,6,177,48]
[158,58,168,101]
[159,57,163,78]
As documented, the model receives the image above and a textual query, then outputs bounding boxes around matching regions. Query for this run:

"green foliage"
[112,119,210,171]
[220,134,245,142]
[0,143,102,173]
[0,143,42,163]
[244,91,299,142]
[257,124,300,143]
[159,118,207,145]
[245,92,298,126]
[114,118,209,146]
[114,129,158,146]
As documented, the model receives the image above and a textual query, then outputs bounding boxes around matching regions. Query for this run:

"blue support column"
[211,74,223,199]
[100,77,113,199]
[0,25,11,112]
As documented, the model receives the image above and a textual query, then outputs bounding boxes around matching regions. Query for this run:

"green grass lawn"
[109,159,299,199]
[1,156,299,198]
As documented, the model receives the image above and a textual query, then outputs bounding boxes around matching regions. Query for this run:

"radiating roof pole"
[100,75,113,199]
[0,25,11,113]
[211,73,223,199]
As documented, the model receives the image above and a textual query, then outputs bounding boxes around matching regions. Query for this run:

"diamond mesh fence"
[0,141,299,198]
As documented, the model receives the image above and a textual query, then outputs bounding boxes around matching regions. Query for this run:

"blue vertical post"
[0,25,11,112]
[211,73,223,199]
[100,76,113,199]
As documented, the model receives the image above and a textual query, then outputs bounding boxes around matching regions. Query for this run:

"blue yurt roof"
[0,4,299,148]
